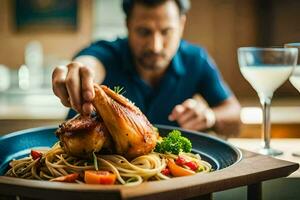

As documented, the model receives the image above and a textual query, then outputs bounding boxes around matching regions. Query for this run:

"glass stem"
[260,96,272,149]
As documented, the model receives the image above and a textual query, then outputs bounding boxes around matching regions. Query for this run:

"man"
[52,0,241,137]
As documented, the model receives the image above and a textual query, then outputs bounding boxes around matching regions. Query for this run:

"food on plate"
[5,85,212,185]
[92,85,158,159]
[56,113,112,158]
[154,129,192,155]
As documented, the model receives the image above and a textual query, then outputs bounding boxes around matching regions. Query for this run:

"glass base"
[258,148,283,156]
[292,151,300,157]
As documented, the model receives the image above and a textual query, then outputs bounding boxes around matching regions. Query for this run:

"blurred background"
[0,0,300,137]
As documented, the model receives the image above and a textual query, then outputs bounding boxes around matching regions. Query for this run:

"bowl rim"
[0,124,243,194]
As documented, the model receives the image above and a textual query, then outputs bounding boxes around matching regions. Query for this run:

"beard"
[136,51,170,71]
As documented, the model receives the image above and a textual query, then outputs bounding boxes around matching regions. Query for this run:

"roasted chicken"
[92,85,158,158]
[56,84,158,159]
[56,113,112,158]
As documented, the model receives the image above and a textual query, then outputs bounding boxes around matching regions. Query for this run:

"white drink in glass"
[289,66,300,157]
[238,47,298,156]
[289,66,300,92]
[240,66,294,98]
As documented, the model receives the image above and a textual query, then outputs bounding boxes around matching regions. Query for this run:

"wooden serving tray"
[0,126,298,199]
[0,151,298,200]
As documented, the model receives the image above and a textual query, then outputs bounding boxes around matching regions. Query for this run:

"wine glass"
[238,47,298,156]
[285,43,300,157]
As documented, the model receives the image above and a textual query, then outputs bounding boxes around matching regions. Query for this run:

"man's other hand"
[168,98,215,131]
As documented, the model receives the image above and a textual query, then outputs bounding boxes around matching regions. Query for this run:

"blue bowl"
[0,124,242,175]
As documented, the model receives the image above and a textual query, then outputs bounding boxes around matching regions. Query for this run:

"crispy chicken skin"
[56,114,112,158]
[92,85,158,158]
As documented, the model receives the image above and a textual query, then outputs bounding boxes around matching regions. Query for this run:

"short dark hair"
[122,0,190,19]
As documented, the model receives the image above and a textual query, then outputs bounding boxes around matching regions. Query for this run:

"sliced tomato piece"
[167,159,195,177]
[84,170,116,185]
[50,173,79,182]
[175,156,186,166]
[30,150,42,160]
[161,168,171,176]
[184,161,198,171]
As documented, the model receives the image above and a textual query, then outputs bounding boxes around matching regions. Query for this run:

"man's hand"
[168,98,215,131]
[52,62,95,115]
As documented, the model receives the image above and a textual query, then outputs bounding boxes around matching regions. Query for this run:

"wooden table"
[0,149,298,200]
[229,138,300,177]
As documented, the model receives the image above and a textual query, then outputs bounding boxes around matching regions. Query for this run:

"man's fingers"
[168,104,185,121]
[169,99,197,121]
[80,66,95,102]
[181,115,206,131]
[169,98,212,131]
[182,98,198,108]
[52,62,95,114]
[80,66,95,115]
[176,101,204,125]
[65,62,82,113]
[82,102,94,115]
[176,109,197,125]
[52,66,70,107]
[60,98,71,107]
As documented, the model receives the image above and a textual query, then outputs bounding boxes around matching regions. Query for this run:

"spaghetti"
[5,142,212,186]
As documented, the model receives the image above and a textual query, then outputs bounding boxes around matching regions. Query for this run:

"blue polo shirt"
[68,38,231,127]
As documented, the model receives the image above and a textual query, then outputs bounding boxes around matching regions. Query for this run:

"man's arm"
[52,55,106,115]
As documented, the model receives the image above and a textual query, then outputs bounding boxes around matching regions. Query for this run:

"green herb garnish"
[93,151,99,171]
[154,130,192,155]
[113,86,125,95]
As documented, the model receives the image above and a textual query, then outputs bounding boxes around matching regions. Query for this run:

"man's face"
[127,1,186,71]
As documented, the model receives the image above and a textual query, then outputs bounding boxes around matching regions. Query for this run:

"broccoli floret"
[154,130,192,155]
